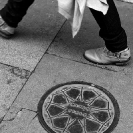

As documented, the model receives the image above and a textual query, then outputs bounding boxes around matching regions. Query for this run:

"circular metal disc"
[37,81,120,133]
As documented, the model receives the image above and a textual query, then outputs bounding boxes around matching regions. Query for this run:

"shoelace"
[104,47,130,59]
[103,47,121,58]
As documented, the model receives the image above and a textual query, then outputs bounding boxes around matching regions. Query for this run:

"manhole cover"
[37,81,120,133]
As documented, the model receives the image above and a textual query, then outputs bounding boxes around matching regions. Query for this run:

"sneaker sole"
[83,53,131,66]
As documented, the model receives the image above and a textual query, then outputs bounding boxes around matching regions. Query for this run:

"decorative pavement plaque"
[37,81,120,133]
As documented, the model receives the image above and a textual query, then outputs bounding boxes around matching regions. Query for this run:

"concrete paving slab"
[117,2,133,71]
[0,64,30,119]
[26,117,47,133]
[47,1,133,72]
[5,54,133,133]
[0,109,36,133]
[3,104,25,121]
[0,0,65,71]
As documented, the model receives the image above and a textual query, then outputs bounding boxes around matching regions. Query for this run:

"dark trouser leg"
[0,0,35,28]
[89,0,127,52]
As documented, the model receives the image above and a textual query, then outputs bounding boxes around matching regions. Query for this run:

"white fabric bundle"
[57,0,109,37]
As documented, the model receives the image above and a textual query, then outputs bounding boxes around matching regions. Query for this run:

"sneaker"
[0,16,15,38]
[84,47,131,66]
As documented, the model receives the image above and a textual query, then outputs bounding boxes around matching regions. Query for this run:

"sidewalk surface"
[0,0,133,133]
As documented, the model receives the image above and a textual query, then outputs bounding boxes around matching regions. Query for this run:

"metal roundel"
[37,81,120,133]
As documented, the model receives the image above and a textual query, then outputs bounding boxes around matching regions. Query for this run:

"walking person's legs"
[84,0,131,65]
[0,0,34,38]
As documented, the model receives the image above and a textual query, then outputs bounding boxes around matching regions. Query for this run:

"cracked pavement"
[0,0,133,133]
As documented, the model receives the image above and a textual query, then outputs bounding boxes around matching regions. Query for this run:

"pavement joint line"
[0,64,34,123]
[45,53,119,72]
[0,117,4,124]
[4,108,23,122]
[31,113,38,121]
[8,77,31,105]
[1,72,34,122]
[45,19,67,54]
[2,108,37,122]
[21,19,67,80]
[0,61,31,73]
[22,108,37,113]
[24,113,38,132]
[3,116,16,122]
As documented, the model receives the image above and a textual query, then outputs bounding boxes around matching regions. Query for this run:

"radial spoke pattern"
[38,82,120,133]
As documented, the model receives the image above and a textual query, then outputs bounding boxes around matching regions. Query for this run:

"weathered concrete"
[26,117,47,133]
[0,0,65,71]
[0,109,36,133]
[0,64,30,119]
[1,54,133,133]
[0,1,132,133]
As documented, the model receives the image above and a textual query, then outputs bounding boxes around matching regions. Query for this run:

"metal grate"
[37,81,120,133]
